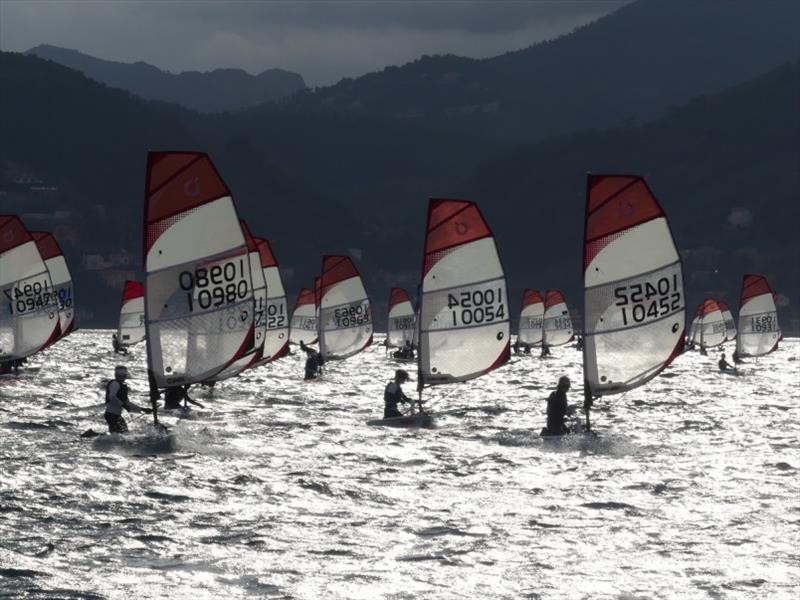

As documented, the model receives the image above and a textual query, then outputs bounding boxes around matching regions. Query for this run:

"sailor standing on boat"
[105,366,148,433]
[384,369,412,418]
[299,340,324,379]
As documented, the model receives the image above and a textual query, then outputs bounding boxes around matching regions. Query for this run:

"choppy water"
[0,332,798,599]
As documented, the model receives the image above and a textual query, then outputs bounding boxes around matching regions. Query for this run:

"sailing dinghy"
[517,289,544,348]
[289,288,318,345]
[143,152,254,423]
[0,216,60,365]
[318,255,373,361]
[208,220,265,382]
[117,280,146,348]
[32,231,75,343]
[581,175,685,431]
[698,299,726,351]
[370,198,511,428]
[542,290,574,350]
[386,287,416,356]
[736,274,780,357]
[251,237,289,365]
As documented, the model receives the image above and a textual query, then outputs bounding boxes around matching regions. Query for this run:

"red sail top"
[0,215,33,254]
[254,238,278,268]
[423,198,492,276]
[122,280,144,302]
[295,288,315,308]
[584,175,665,268]
[700,298,721,316]
[718,301,731,312]
[239,220,257,253]
[739,274,773,309]
[544,289,566,309]
[522,289,544,308]
[389,287,411,310]
[143,152,232,255]
[320,256,360,299]
[31,232,64,260]
[314,276,322,307]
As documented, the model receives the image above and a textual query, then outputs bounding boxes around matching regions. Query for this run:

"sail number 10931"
[179,260,249,312]
[447,288,506,327]
[614,275,681,326]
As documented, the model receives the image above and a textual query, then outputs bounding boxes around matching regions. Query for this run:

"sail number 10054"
[447,288,506,327]
[179,260,249,312]
[614,275,681,326]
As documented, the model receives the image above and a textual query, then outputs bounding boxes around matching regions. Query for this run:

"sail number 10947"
[613,275,681,326]
[447,288,506,327]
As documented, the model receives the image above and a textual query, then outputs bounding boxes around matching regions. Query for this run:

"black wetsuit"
[718,358,733,372]
[300,343,323,380]
[164,386,188,410]
[544,388,569,436]
[104,379,131,433]
[383,382,409,418]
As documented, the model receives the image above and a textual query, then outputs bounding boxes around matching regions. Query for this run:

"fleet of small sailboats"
[0,154,787,437]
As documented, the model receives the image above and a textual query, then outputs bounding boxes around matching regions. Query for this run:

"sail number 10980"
[613,275,681,326]
[179,259,249,312]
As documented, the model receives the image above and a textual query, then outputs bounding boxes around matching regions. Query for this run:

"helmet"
[114,365,129,379]
[395,369,410,382]
[558,375,571,388]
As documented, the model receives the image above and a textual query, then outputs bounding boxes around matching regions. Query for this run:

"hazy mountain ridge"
[26,44,306,113]
[281,0,800,142]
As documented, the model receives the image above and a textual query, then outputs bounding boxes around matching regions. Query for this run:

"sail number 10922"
[613,275,681,326]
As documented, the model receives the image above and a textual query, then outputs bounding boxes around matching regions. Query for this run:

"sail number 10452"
[447,288,506,327]
[614,275,681,326]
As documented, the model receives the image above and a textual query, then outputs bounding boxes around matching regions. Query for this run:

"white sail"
[543,290,574,347]
[687,306,702,346]
[32,231,75,341]
[718,301,737,342]
[143,152,254,389]
[699,299,726,349]
[387,287,416,348]
[0,216,59,361]
[517,289,544,346]
[418,199,510,386]
[253,237,289,364]
[318,255,372,360]
[736,275,780,357]
[289,288,318,345]
[583,175,685,395]
[117,280,145,347]
[210,220,265,381]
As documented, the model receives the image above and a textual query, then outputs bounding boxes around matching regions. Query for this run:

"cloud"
[727,207,753,227]
[0,0,627,86]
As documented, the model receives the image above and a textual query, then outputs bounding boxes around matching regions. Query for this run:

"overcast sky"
[0,1,627,86]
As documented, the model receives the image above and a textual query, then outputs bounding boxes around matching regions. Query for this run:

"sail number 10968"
[613,275,681,326]
[447,288,506,327]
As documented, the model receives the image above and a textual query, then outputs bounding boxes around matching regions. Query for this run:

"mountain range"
[2,0,798,331]
[26,44,306,113]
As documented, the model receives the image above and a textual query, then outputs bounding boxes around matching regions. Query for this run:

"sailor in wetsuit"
[105,366,148,433]
[112,334,127,355]
[732,349,744,364]
[718,353,734,372]
[393,340,415,360]
[540,343,551,358]
[384,369,412,418]
[163,384,204,410]
[300,340,324,380]
[541,376,573,436]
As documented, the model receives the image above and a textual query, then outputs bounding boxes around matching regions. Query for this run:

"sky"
[0,0,627,86]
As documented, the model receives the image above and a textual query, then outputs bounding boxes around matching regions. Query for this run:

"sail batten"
[582,175,685,397]
[143,152,254,389]
[418,198,509,387]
